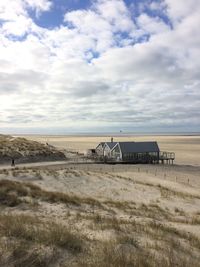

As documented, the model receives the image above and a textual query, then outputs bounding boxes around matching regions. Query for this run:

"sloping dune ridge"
[0,134,66,164]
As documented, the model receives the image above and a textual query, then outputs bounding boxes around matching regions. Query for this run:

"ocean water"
[16,131,200,137]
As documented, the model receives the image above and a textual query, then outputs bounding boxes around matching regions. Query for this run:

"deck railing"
[89,151,175,164]
[159,151,175,160]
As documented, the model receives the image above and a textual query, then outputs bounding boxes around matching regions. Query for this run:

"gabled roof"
[105,142,117,149]
[96,142,105,147]
[116,141,159,153]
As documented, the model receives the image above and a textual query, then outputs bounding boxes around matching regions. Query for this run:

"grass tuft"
[0,214,83,253]
[0,179,102,208]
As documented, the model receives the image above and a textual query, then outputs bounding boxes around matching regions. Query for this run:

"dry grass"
[133,179,200,200]
[0,213,84,267]
[0,179,102,208]
[103,200,171,220]
[0,134,66,164]
[158,185,194,199]
[114,174,200,200]
[92,214,122,231]
[1,199,200,266]
[147,221,200,250]
[0,179,28,207]
[0,214,83,252]
[1,167,200,267]
[131,203,171,220]
[70,209,200,265]
[71,238,197,267]
[0,241,58,267]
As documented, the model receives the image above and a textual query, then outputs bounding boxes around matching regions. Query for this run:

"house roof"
[117,141,160,153]
[105,142,117,149]
[96,142,105,149]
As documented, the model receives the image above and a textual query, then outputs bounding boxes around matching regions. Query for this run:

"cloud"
[93,0,133,32]
[165,0,198,24]
[64,0,135,52]
[1,15,32,36]
[24,0,52,15]
[137,13,170,34]
[0,0,52,38]
[0,0,200,132]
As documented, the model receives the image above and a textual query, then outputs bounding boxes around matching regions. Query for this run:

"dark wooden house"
[95,141,175,164]
[110,141,160,163]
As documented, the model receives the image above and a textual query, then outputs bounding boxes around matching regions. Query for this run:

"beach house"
[95,140,175,164]
[95,142,117,157]
[110,141,160,163]
[95,142,105,156]
[95,141,159,163]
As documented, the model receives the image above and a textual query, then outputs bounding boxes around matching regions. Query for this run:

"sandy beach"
[21,134,200,166]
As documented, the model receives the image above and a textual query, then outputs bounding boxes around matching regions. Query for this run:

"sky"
[0,0,200,134]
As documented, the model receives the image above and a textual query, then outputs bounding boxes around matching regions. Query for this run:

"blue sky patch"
[29,0,92,28]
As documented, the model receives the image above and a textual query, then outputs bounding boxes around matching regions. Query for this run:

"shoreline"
[13,133,200,138]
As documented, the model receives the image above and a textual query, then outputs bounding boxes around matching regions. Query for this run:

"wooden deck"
[159,151,175,164]
[89,151,175,165]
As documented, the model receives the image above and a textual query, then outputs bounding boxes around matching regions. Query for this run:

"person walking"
[11,158,15,167]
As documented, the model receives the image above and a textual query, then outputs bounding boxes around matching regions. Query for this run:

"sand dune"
[0,134,200,266]
[1,163,200,266]
[0,134,66,164]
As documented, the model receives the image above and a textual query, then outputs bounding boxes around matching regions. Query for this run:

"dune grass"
[0,134,66,164]
[1,173,200,266]
[0,214,83,252]
[0,214,84,267]
[0,179,102,208]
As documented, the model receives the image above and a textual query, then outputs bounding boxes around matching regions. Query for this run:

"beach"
[21,134,200,166]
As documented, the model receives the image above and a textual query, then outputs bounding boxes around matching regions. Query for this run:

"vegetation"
[0,134,66,163]
[1,212,199,267]
[0,179,102,207]
[0,166,200,266]
[0,214,83,267]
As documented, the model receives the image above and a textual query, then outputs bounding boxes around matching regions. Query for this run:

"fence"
[63,162,200,188]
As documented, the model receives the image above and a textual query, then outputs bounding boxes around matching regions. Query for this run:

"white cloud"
[0,0,52,20]
[1,15,32,36]
[94,0,134,32]
[24,0,52,15]
[165,0,198,24]
[137,14,170,35]
[0,0,26,21]
[0,0,52,37]
[0,0,200,132]
[64,9,114,52]
[64,0,135,52]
